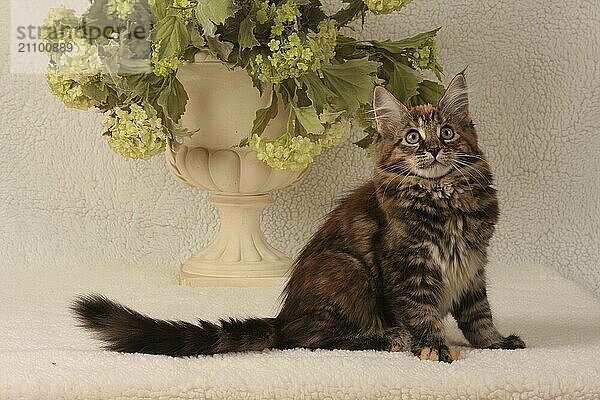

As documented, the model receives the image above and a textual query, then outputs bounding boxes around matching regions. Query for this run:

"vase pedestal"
[168,53,306,288]
[179,193,292,287]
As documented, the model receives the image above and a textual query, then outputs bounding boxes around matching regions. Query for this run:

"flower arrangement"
[44,0,444,168]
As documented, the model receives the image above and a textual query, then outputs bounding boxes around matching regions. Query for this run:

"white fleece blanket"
[1,263,599,399]
[2,0,600,301]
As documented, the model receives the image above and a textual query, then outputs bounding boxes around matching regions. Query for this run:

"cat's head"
[373,72,488,183]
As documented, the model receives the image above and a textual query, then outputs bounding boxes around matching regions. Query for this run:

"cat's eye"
[440,126,455,141]
[405,130,421,144]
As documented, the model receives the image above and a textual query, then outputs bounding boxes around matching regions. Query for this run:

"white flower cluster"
[318,118,352,148]
[41,5,77,32]
[249,134,322,170]
[362,0,412,14]
[52,35,105,81]
[102,103,167,159]
[105,0,139,19]
[47,73,96,110]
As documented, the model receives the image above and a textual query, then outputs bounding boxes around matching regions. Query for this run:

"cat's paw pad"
[416,345,459,363]
[487,334,526,350]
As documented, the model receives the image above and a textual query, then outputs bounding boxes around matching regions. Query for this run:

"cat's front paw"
[414,344,460,363]
[486,334,526,350]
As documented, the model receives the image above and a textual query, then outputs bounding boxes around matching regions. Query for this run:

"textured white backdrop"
[1,0,599,296]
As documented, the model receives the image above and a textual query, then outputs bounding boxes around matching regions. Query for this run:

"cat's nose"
[427,147,441,159]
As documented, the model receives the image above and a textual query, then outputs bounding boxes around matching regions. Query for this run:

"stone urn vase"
[166,52,307,287]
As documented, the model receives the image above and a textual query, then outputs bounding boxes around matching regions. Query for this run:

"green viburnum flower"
[256,0,275,24]
[250,33,306,83]
[102,103,167,160]
[249,134,322,170]
[250,0,337,84]
[318,118,352,148]
[152,45,183,77]
[268,39,280,51]
[313,19,337,64]
[47,72,96,110]
[362,0,412,14]
[105,0,139,19]
[413,38,437,69]
[251,27,335,84]
[273,0,299,36]
[255,0,301,35]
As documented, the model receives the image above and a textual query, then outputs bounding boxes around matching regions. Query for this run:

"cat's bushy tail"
[71,295,277,356]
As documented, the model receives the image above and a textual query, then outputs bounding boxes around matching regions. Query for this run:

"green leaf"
[320,58,381,113]
[206,35,234,61]
[368,28,440,53]
[299,73,336,113]
[383,58,420,104]
[409,79,445,106]
[157,76,189,135]
[152,15,190,58]
[238,13,259,50]
[196,0,240,37]
[81,80,108,103]
[354,126,378,149]
[293,105,324,135]
[319,109,344,124]
[189,28,206,49]
[297,0,329,31]
[332,0,367,26]
[251,88,279,137]
[432,63,443,81]
[125,73,162,98]
[117,59,153,76]
[149,0,169,22]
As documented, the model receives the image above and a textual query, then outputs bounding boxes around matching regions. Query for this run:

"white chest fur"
[431,214,483,316]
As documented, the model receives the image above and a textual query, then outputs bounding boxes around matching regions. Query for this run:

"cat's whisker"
[383,173,404,195]
[456,153,487,162]
[453,164,492,195]
[375,171,399,198]
[453,159,491,185]
[396,170,414,190]
[376,165,414,198]
[452,158,489,179]
[456,152,484,158]
[451,162,472,192]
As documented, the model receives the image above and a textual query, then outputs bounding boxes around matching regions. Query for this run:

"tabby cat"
[73,72,525,363]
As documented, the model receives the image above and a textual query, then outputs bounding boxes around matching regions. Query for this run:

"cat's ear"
[438,72,469,119]
[373,86,410,137]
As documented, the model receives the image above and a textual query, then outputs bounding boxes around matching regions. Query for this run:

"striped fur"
[71,73,524,362]
[72,295,277,356]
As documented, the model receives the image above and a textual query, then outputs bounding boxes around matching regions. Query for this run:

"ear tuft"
[373,86,409,137]
[438,72,469,118]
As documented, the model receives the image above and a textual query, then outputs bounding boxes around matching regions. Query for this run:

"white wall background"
[1,0,599,296]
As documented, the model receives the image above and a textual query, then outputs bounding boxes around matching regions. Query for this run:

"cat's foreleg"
[391,263,459,362]
[451,270,526,349]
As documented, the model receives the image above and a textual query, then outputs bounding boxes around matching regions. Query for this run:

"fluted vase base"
[179,193,292,288]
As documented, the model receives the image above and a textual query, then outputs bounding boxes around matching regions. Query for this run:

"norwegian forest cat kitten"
[73,72,525,363]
